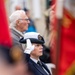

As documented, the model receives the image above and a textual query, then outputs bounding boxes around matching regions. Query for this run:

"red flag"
[0,0,12,46]
[58,7,75,75]
[50,0,75,75]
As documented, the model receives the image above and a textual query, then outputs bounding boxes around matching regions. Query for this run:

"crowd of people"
[0,7,51,75]
[0,0,54,75]
[1,0,75,74]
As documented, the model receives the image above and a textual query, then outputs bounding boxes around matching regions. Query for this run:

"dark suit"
[25,54,51,75]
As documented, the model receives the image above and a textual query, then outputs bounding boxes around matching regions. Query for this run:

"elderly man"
[9,10,30,50]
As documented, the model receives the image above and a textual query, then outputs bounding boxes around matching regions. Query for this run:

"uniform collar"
[30,57,40,64]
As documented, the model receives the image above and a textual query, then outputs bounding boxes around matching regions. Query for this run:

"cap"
[19,32,45,44]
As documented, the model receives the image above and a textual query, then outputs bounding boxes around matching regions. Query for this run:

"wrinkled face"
[16,13,30,32]
[31,44,43,57]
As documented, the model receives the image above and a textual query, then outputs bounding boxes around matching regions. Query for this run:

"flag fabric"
[50,0,75,75]
[58,7,75,75]
[0,0,12,46]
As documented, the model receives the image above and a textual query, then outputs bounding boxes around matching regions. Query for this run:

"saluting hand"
[24,39,35,54]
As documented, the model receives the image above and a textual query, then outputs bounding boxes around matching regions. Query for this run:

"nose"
[40,45,43,49]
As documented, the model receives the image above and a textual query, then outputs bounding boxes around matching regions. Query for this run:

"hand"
[24,39,35,54]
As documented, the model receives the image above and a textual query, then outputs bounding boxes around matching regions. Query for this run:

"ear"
[16,19,20,25]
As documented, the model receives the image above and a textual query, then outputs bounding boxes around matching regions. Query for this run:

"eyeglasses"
[19,19,30,21]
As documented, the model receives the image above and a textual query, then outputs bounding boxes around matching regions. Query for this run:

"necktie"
[37,61,49,75]
[37,61,42,67]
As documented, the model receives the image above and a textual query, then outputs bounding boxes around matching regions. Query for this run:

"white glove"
[24,39,35,54]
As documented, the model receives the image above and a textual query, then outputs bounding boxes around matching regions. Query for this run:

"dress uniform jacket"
[25,54,51,75]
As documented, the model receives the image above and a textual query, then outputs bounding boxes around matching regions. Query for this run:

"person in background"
[15,5,22,10]
[9,10,30,50]
[0,45,29,75]
[0,45,13,75]
[41,0,52,63]
[23,8,37,32]
[20,32,51,75]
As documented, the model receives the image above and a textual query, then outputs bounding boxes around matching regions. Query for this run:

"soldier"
[20,32,51,75]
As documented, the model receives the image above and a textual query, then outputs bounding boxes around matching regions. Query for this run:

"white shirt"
[30,57,50,75]
[30,57,39,63]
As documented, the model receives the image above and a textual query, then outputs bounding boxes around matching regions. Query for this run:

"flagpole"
[55,0,64,75]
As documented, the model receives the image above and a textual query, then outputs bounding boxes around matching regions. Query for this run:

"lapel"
[10,27,24,38]
[10,28,24,50]
[29,59,48,75]
[42,62,51,75]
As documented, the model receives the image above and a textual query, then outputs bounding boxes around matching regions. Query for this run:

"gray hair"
[9,10,26,28]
